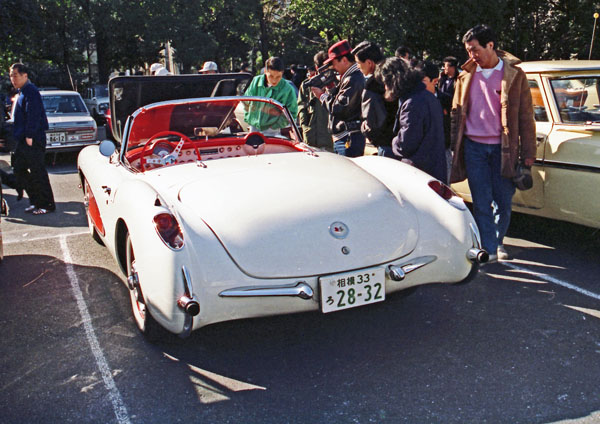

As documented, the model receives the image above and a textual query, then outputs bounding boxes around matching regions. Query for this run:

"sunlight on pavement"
[485,272,547,284]
[563,305,600,320]
[506,258,566,269]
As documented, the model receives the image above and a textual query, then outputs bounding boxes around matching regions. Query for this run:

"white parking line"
[4,230,90,245]
[59,236,131,424]
[502,261,600,301]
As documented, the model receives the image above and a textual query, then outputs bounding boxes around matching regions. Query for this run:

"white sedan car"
[78,74,487,340]
[41,90,98,151]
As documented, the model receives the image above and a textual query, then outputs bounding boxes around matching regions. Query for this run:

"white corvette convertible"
[78,74,487,340]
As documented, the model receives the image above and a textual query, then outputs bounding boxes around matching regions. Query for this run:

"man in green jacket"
[244,57,298,132]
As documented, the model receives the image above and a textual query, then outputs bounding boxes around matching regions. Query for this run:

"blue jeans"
[334,132,365,157]
[464,138,515,254]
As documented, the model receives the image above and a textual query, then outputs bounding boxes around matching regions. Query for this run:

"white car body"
[78,75,486,339]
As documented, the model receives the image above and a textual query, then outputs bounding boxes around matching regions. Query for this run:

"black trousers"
[13,141,55,210]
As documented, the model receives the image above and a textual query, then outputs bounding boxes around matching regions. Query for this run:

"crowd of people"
[295,40,458,183]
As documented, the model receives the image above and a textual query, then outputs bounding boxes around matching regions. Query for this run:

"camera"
[303,64,337,89]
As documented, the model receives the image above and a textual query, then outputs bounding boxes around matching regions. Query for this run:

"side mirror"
[99,140,116,157]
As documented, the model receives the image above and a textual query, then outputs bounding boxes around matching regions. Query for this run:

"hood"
[177,153,419,278]
[108,73,252,143]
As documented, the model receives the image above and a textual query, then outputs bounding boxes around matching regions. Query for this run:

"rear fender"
[112,180,188,334]
[353,156,478,266]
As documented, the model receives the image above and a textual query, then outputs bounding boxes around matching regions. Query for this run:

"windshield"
[550,77,600,123]
[94,85,108,97]
[43,94,88,114]
[125,97,300,150]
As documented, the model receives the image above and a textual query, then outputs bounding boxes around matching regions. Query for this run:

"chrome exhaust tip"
[177,295,200,316]
[467,248,489,264]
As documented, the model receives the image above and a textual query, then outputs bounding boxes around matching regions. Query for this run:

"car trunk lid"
[177,153,419,278]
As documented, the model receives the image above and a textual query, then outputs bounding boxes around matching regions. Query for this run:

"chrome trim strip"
[399,255,437,274]
[469,223,483,249]
[545,72,600,77]
[219,281,314,300]
[181,266,194,297]
[540,160,600,174]
[386,255,438,281]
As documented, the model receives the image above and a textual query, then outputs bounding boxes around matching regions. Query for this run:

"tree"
[2,0,600,90]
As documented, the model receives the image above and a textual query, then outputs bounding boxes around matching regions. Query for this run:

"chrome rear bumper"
[219,281,314,299]
[219,255,439,298]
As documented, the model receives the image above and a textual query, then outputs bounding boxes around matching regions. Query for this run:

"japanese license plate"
[320,267,385,313]
[46,132,66,144]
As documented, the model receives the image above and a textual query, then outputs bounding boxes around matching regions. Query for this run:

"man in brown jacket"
[450,25,536,262]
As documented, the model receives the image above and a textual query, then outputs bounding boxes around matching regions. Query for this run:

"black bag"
[513,162,533,191]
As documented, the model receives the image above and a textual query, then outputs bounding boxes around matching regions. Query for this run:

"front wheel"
[125,233,165,341]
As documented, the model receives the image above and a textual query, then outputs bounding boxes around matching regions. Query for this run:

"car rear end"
[150,154,485,335]
[42,91,98,152]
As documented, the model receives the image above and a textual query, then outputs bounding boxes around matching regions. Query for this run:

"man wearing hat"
[311,40,365,157]
[150,62,166,75]
[199,61,219,74]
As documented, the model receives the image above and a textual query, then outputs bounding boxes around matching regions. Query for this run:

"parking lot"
[1,151,599,424]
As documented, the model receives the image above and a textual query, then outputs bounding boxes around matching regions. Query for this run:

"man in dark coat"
[9,63,55,214]
[352,41,398,157]
[297,51,333,151]
[311,40,366,157]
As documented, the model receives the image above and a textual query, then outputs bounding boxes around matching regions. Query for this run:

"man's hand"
[524,157,535,167]
[311,87,324,98]
[26,137,33,146]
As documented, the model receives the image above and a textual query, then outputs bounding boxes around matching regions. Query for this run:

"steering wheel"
[139,131,201,171]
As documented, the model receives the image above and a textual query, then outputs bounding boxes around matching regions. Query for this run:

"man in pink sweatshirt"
[450,25,536,263]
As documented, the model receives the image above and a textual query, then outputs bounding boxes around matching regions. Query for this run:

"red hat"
[324,40,352,65]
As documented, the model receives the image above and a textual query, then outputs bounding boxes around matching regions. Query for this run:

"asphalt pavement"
[0,151,599,424]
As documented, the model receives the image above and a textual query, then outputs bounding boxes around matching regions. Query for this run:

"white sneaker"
[497,245,509,260]
[486,254,498,264]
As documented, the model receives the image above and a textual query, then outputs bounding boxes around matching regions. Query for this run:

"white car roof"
[40,90,83,97]
[518,60,600,73]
